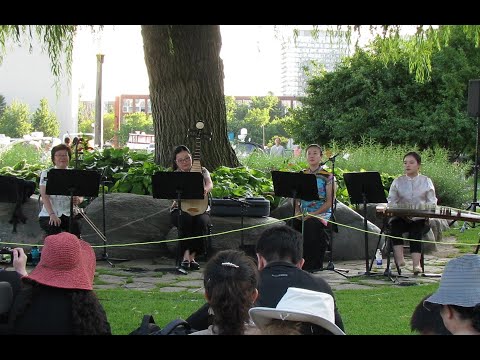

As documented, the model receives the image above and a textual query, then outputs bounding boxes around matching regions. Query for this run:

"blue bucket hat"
[425,254,480,308]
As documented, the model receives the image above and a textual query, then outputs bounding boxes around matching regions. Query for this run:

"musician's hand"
[49,213,61,226]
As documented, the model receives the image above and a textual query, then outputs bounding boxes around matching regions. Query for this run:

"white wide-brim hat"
[249,287,345,335]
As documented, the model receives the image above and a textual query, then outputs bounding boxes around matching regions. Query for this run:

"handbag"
[129,314,196,335]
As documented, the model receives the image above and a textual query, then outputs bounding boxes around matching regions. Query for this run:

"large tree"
[141,25,238,170]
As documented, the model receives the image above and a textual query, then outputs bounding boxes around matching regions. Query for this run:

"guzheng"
[376,204,480,223]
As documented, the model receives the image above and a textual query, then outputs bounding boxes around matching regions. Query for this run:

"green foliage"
[118,112,154,146]
[0,144,47,191]
[103,112,115,144]
[0,100,32,137]
[0,94,5,117]
[288,26,480,162]
[30,98,60,137]
[226,94,290,145]
[210,166,273,200]
[78,102,95,134]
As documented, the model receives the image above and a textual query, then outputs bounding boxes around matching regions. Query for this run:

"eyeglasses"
[55,154,69,158]
[176,156,191,163]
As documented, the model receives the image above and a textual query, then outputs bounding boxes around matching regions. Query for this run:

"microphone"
[320,153,341,166]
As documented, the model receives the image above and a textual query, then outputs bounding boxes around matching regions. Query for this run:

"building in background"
[0,38,79,136]
[280,27,350,96]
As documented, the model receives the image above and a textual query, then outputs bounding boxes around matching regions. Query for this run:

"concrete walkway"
[92,240,458,293]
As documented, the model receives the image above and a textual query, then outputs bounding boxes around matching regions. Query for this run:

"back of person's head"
[203,249,259,335]
[27,232,96,290]
[424,254,480,332]
[411,293,451,335]
[256,225,303,264]
[249,287,345,335]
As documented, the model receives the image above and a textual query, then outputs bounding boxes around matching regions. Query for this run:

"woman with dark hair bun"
[387,151,437,275]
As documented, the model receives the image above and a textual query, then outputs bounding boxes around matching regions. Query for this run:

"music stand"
[152,171,204,274]
[343,171,387,277]
[271,171,318,227]
[46,169,100,234]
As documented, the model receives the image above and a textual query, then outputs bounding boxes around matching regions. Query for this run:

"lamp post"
[95,54,104,148]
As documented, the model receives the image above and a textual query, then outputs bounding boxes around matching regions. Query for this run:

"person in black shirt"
[186,224,344,332]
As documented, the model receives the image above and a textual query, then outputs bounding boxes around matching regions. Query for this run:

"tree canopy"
[286,26,480,159]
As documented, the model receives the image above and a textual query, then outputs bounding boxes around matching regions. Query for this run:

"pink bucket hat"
[27,232,96,290]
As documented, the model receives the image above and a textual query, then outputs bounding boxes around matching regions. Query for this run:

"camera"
[0,247,41,265]
[0,247,13,265]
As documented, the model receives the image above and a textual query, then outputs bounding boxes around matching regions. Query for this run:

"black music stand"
[271,171,318,227]
[46,169,100,234]
[343,171,387,277]
[152,171,204,275]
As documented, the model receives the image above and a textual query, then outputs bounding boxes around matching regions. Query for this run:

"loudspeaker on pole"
[468,79,480,117]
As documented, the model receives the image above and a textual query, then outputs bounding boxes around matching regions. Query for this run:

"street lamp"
[95,54,104,148]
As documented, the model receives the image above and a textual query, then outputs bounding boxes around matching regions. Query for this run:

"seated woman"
[387,151,437,274]
[190,249,259,335]
[8,232,111,335]
[293,144,336,271]
[38,144,83,238]
[170,145,213,271]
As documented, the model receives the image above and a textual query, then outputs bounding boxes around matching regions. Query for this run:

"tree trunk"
[141,25,240,171]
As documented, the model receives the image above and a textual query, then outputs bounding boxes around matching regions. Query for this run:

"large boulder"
[0,195,44,250]
[80,193,172,260]
[271,200,381,260]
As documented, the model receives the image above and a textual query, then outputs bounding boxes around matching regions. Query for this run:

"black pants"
[293,218,329,271]
[387,217,428,254]
[170,209,210,256]
[39,215,81,238]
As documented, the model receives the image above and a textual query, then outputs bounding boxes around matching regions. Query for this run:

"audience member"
[190,249,259,335]
[0,248,28,331]
[249,287,345,335]
[8,232,111,335]
[270,137,285,156]
[411,293,451,335]
[423,254,480,335]
[186,225,344,332]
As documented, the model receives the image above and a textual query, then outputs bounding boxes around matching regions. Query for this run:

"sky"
[73,25,283,101]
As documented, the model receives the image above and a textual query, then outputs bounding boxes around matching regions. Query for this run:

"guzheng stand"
[343,171,387,279]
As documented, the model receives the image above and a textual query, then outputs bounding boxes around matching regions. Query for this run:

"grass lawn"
[97,283,440,335]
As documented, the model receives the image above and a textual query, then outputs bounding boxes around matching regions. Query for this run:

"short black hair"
[256,225,303,264]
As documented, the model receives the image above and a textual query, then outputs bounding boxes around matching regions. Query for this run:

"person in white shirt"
[38,144,83,237]
[387,151,437,275]
[270,137,285,157]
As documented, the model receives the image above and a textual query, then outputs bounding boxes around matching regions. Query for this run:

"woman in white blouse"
[387,151,437,275]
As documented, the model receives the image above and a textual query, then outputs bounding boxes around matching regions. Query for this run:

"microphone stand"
[323,153,349,277]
